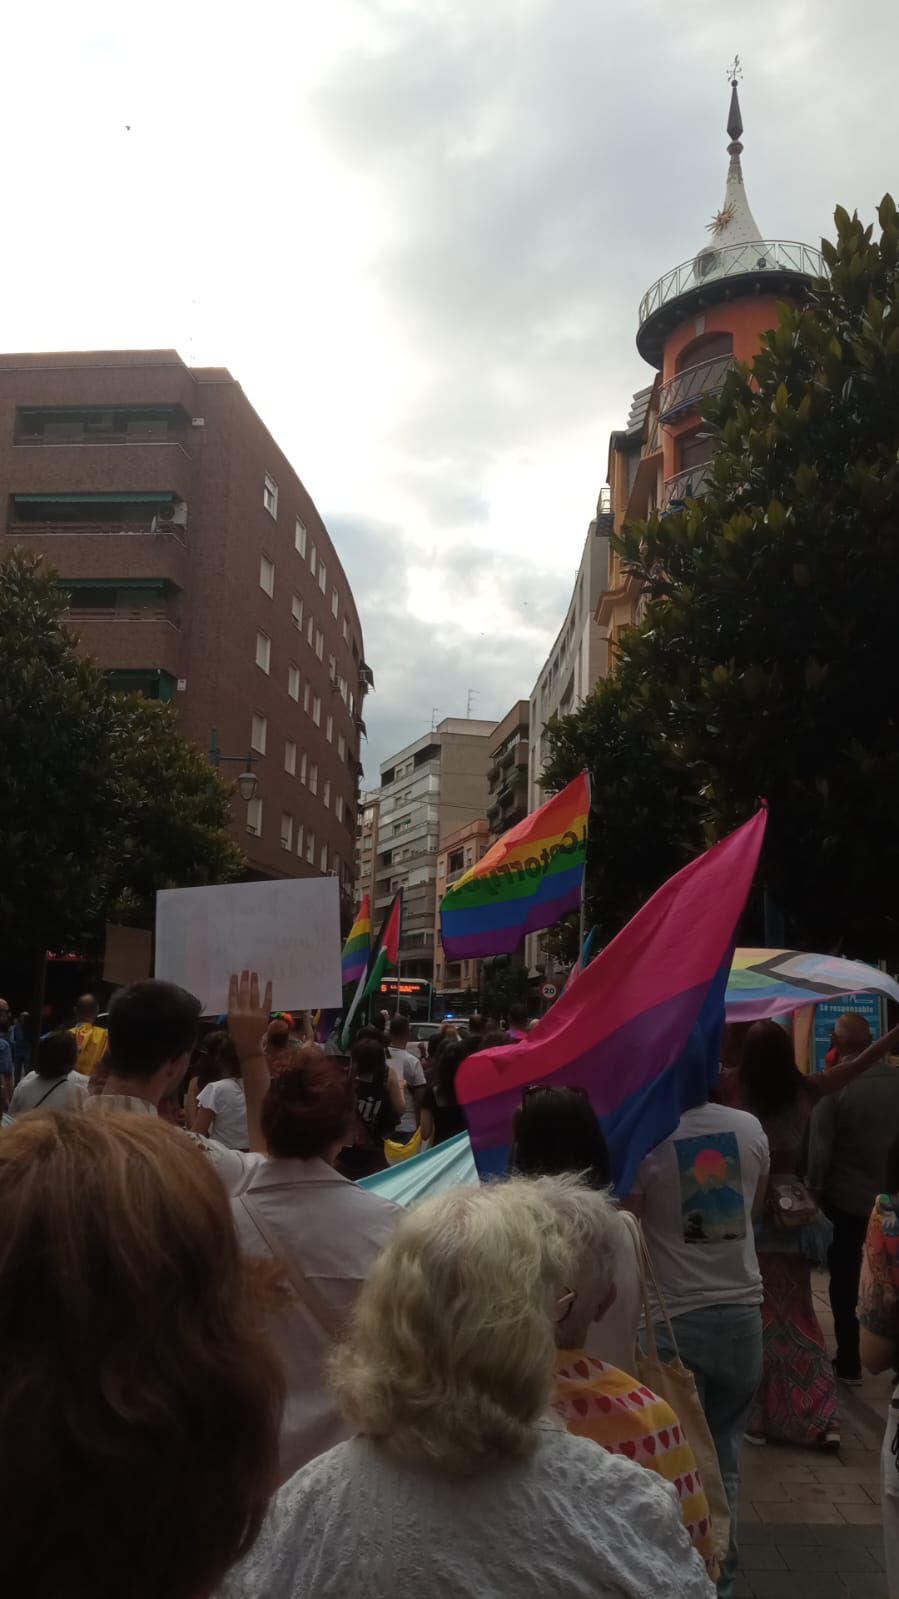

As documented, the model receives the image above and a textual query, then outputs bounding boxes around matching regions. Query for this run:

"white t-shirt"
[630,1101,770,1317]
[9,1070,87,1116]
[388,1046,426,1134]
[83,1093,264,1196]
[219,1424,714,1599]
[197,1077,249,1150]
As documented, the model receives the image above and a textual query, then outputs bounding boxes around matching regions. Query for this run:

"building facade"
[0,350,369,903]
[354,790,381,908]
[432,817,490,1002]
[597,78,825,660]
[487,700,530,841]
[371,717,495,982]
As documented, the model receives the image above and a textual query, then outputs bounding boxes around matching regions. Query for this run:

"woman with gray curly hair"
[222,1177,714,1599]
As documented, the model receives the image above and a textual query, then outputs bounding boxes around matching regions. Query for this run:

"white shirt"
[219,1424,714,1599]
[197,1077,249,1150]
[9,1070,87,1116]
[232,1157,400,1482]
[387,1046,425,1133]
[83,1093,264,1197]
[631,1101,770,1317]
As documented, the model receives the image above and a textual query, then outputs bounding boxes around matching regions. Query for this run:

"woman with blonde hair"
[0,1111,283,1599]
[223,1178,713,1599]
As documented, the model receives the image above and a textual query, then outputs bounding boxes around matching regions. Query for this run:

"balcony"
[69,613,186,679]
[660,461,714,510]
[658,354,736,425]
[637,240,826,365]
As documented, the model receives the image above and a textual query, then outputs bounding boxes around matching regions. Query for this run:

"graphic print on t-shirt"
[674,1130,746,1244]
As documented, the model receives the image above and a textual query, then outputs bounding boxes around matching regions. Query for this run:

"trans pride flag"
[440,772,590,961]
[341,895,372,988]
[456,809,767,1196]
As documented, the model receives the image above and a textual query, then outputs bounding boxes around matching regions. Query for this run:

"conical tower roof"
[699,77,763,253]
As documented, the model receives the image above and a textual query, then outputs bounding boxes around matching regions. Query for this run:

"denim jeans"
[654,1303,762,1599]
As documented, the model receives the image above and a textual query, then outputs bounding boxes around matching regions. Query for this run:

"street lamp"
[208,728,260,802]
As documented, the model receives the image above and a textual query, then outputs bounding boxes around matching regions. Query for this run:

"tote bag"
[634,1235,731,1573]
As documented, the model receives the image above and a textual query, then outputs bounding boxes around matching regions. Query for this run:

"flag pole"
[578,766,590,955]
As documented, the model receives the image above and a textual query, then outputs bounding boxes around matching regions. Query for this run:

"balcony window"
[250,714,267,755]
[263,474,279,519]
[11,491,184,532]
[320,844,329,873]
[300,752,308,785]
[326,714,333,743]
[280,812,294,851]
[310,543,317,579]
[331,589,339,618]
[288,664,300,701]
[335,794,344,823]
[338,735,346,761]
[259,555,275,597]
[296,823,304,857]
[285,739,297,776]
[312,695,321,728]
[61,578,179,623]
[295,518,307,557]
[310,763,318,796]
[255,631,271,674]
[318,563,327,595]
[315,630,324,661]
[15,404,186,444]
[291,593,303,630]
[678,428,715,472]
[303,682,310,713]
[675,331,733,373]
[323,780,331,809]
[246,797,263,837]
[306,830,315,864]
[306,613,314,647]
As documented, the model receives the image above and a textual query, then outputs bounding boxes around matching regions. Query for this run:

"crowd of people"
[4,973,899,1597]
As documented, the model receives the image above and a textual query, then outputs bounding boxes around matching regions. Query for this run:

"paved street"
[736,1273,891,1597]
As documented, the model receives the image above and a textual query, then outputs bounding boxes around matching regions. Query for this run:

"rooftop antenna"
[430,706,440,731]
[466,689,479,719]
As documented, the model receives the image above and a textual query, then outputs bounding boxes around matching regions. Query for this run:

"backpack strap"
[238,1190,342,1340]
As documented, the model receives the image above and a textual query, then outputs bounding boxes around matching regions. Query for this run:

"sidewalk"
[736,1272,890,1598]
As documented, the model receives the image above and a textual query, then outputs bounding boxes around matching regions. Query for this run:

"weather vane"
[726,54,742,87]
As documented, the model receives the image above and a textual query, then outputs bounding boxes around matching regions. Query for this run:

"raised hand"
[228,970,273,1066]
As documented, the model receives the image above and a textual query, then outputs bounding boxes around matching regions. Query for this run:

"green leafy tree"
[541,673,703,953]
[0,549,242,993]
[615,197,899,957]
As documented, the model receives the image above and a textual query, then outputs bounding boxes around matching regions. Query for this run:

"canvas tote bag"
[634,1233,731,1572]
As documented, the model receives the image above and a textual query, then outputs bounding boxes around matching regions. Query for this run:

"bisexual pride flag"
[341,894,372,989]
[456,808,767,1196]
[440,772,590,960]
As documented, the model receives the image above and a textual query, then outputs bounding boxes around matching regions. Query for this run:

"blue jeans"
[654,1304,762,1599]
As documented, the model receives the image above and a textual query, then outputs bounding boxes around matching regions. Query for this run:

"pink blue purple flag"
[456,808,767,1195]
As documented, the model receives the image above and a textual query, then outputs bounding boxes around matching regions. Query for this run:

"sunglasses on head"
[522,1083,589,1103]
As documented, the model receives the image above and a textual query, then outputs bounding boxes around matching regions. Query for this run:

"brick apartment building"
[0,350,370,901]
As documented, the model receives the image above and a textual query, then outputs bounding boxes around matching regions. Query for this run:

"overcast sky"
[5,0,898,778]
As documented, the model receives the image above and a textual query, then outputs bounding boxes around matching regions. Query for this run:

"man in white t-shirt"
[387,1014,426,1140]
[625,1096,769,1599]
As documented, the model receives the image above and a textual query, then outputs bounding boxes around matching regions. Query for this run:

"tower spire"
[704,56,762,247]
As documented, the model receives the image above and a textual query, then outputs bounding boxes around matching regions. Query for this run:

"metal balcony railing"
[639,240,826,329]
[659,354,736,423]
[660,461,714,509]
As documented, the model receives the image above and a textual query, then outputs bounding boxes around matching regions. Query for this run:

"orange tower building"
[600,72,824,656]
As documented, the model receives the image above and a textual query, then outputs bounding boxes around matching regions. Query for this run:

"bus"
[378,978,436,1022]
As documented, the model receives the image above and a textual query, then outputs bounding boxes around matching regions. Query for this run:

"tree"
[0,550,242,993]
[541,673,704,952]
[614,197,899,957]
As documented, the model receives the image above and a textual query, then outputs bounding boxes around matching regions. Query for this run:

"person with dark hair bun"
[233,1047,400,1481]
[9,1028,85,1116]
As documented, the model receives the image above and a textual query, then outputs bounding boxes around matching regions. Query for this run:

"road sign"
[812,992,882,1073]
[541,982,558,1000]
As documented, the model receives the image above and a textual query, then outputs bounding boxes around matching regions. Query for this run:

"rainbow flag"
[456,809,767,1195]
[341,894,372,988]
[725,948,899,1021]
[440,772,590,960]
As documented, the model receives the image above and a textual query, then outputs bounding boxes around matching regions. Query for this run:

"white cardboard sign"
[155,877,342,1016]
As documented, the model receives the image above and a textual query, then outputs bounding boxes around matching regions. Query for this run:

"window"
[246,796,263,836]
[255,631,271,673]
[315,630,324,661]
[331,589,339,619]
[306,830,315,864]
[263,473,278,518]
[259,555,274,597]
[296,823,304,857]
[349,692,356,717]
[288,664,300,701]
[323,779,331,809]
[335,794,344,823]
[310,543,317,579]
[295,518,307,557]
[318,562,327,595]
[320,844,329,873]
[337,674,347,703]
[338,735,346,762]
[309,763,318,796]
[303,682,310,713]
[328,653,336,680]
[284,739,296,775]
[300,752,308,785]
[312,695,321,727]
[280,812,293,851]
[326,714,333,743]
[306,613,314,647]
[291,593,303,630]
[342,617,348,642]
[250,714,267,754]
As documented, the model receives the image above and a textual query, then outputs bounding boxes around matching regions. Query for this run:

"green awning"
[61,578,167,591]
[14,492,174,505]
